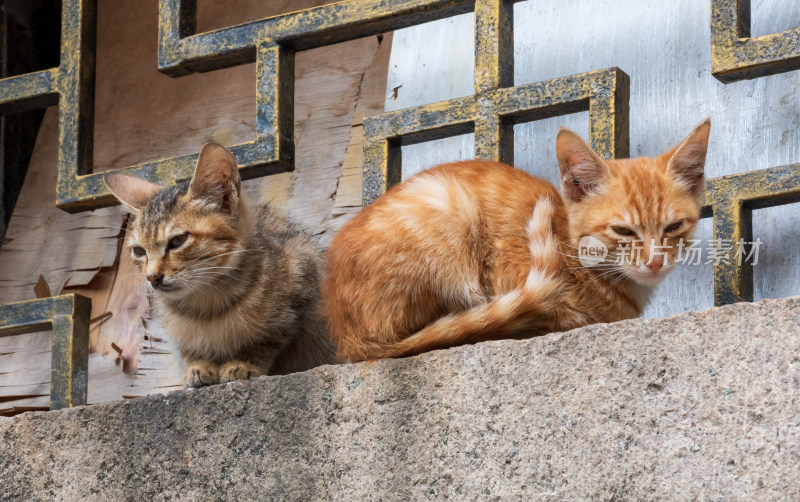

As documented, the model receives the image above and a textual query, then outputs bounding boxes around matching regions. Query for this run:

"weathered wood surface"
[0,0,389,414]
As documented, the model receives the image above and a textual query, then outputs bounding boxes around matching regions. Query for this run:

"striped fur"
[324,120,710,362]
[105,143,335,387]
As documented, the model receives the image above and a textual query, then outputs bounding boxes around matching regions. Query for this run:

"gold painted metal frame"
[702,164,800,305]
[1,0,487,213]
[711,0,800,82]
[0,0,95,213]
[0,0,795,307]
[362,68,630,205]
[709,0,800,303]
[361,1,629,203]
[0,294,91,410]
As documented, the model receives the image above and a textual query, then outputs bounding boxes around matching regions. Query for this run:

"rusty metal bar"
[707,0,800,303]
[158,0,474,75]
[255,43,295,172]
[474,0,514,93]
[0,70,59,114]
[0,294,92,410]
[472,0,516,162]
[711,0,800,82]
[474,111,515,164]
[363,67,631,206]
[0,0,795,308]
[0,0,99,213]
[157,0,197,77]
[703,163,800,305]
[56,0,97,182]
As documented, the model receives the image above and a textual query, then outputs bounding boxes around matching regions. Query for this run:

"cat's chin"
[626,270,667,288]
[149,284,185,299]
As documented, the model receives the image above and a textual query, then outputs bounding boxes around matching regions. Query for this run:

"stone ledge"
[2,296,799,501]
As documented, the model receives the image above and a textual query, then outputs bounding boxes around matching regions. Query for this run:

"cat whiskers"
[178,264,244,295]
[182,265,244,283]
[182,272,235,286]
[191,248,258,263]
[608,271,632,288]
[183,248,229,268]
[174,277,202,296]
[184,248,258,270]
[527,238,627,279]
[186,266,242,273]
[174,274,227,296]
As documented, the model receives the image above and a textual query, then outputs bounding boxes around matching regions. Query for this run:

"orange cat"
[324,120,710,362]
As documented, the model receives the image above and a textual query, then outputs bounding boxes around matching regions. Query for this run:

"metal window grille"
[0,295,90,410]
[0,0,798,407]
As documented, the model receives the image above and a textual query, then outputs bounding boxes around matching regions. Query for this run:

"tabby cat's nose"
[147,273,164,286]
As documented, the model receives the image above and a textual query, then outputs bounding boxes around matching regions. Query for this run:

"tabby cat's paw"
[220,361,262,383]
[185,361,220,388]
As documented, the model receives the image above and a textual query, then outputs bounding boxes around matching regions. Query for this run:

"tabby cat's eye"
[664,220,684,233]
[611,226,635,237]
[168,232,189,250]
[132,246,146,257]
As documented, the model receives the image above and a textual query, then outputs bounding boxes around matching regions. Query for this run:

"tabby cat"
[324,120,711,362]
[105,143,335,387]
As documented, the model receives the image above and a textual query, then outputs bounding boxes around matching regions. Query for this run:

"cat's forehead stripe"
[128,226,141,244]
[140,182,190,236]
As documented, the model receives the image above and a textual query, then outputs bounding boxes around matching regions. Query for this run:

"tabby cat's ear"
[104,173,161,214]
[189,142,242,212]
[556,128,611,204]
[666,118,710,198]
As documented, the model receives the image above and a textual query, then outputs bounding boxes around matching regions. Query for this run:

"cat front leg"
[219,360,263,383]
[184,360,220,388]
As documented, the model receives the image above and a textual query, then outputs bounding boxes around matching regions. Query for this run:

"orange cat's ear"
[556,128,611,204]
[666,118,710,197]
[189,142,242,212]
[104,173,161,214]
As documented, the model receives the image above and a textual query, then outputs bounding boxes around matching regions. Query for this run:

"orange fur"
[324,120,711,362]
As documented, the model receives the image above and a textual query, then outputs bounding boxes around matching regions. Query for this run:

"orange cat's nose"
[147,273,164,286]
[646,258,663,274]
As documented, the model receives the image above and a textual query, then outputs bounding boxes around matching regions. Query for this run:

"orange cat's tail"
[371,198,562,359]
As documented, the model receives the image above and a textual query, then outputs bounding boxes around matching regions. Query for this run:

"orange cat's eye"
[611,226,635,237]
[132,246,146,257]
[168,232,189,250]
[664,220,684,233]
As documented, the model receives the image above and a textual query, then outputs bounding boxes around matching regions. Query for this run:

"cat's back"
[419,160,561,212]
[252,203,321,261]
[250,203,324,312]
[334,160,562,245]
[250,204,335,371]
[253,203,310,243]
[324,160,564,360]
[397,160,557,203]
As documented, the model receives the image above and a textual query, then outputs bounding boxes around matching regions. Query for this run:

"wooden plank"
[0,107,125,306]
[243,35,380,233]
[64,265,120,351]
[0,104,125,412]
[324,33,393,246]
[95,246,148,364]
[0,330,50,414]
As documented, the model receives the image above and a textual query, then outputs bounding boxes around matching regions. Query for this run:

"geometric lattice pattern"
[0,0,798,311]
[0,295,91,410]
